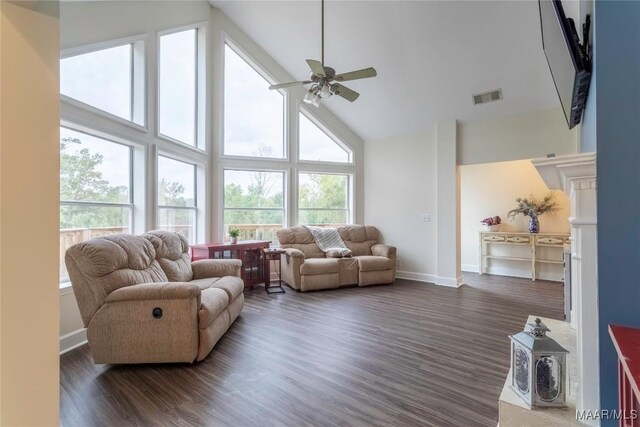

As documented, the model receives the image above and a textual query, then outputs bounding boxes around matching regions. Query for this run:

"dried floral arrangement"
[507,192,559,219]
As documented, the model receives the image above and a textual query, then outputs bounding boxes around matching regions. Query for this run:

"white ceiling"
[211,0,561,141]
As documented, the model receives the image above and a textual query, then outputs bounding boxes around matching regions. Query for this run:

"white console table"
[479,231,569,281]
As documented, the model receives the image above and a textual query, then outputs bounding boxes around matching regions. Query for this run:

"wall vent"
[472,89,503,106]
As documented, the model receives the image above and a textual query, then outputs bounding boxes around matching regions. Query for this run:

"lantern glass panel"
[535,356,561,402]
[514,347,530,393]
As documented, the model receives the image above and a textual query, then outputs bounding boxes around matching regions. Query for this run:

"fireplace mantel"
[531,152,596,195]
[532,152,599,426]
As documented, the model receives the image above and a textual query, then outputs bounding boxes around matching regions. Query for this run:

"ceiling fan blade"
[306,59,326,77]
[331,83,360,102]
[269,80,313,90]
[334,67,377,82]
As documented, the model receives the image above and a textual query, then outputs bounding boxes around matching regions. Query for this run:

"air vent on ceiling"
[472,89,503,106]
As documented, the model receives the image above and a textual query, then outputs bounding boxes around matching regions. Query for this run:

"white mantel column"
[532,153,598,425]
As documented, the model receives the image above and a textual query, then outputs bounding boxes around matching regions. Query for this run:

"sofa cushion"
[65,234,169,326]
[143,231,193,282]
[300,258,339,275]
[276,226,326,259]
[337,257,359,286]
[190,277,221,290]
[198,288,229,328]
[326,249,353,258]
[339,225,379,256]
[355,256,393,272]
[190,276,244,300]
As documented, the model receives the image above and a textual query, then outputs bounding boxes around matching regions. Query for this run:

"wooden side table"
[263,248,286,294]
[191,240,270,288]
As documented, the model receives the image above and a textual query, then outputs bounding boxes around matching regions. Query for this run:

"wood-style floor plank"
[60,273,564,426]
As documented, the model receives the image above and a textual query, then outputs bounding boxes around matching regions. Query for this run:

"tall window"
[298,173,350,226]
[299,113,352,163]
[159,29,200,146]
[224,170,285,242]
[60,127,133,282]
[224,44,284,158]
[61,43,143,124]
[157,156,197,243]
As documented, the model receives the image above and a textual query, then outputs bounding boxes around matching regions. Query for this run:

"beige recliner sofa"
[65,230,244,364]
[276,225,397,292]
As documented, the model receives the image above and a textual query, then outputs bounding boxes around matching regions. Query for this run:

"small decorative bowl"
[482,224,501,232]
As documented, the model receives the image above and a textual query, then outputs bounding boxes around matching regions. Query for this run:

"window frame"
[222,167,288,242]
[220,37,289,162]
[156,153,200,244]
[297,108,354,165]
[60,34,146,129]
[156,23,207,151]
[296,171,354,227]
[59,125,136,286]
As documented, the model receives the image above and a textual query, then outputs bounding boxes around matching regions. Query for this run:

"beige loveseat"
[276,225,397,292]
[65,230,244,364]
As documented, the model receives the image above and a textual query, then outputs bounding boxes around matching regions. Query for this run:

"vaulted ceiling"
[211,0,561,141]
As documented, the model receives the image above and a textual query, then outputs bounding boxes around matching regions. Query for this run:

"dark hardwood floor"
[60,273,564,427]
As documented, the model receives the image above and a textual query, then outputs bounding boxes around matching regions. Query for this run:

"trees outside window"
[223,169,284,242]
[157,156,197,243]
[59,127,133,282]
[298,173,350,226]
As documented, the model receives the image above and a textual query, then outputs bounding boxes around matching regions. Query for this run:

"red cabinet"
[191,240,270,288]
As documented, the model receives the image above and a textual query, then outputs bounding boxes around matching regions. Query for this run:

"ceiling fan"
[268,0,377,107]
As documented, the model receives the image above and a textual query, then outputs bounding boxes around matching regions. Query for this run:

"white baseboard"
[395,270,436,283]
[471,266,563,282]
[435,275,463,288]
[462,264,479,273]
[60,328,87,354]
[395,271,462,288]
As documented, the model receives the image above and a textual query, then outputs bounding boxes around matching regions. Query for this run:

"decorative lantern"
[509,318,569,408]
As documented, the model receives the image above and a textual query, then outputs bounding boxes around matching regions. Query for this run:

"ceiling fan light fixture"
[303,90,315,104]
[311,94,322,107]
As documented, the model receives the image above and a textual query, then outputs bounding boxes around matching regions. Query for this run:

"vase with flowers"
[507,192,559,234]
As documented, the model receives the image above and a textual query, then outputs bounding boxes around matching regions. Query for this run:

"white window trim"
[59,124,137,289]
[156,151,205,244]
[296,171,354,226]
[156,22,208,151]
[298,108,354,165]
[220,167,288,238]
[61,35,147,128]
[220,37,289,162]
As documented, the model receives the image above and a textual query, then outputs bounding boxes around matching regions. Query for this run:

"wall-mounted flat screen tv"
[539,0,591,129]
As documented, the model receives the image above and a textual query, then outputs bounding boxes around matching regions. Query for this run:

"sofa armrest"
[191,259,242,279]
[92,282,201,364]
[282,248,305,260]
[372,244,397,258]
[105,282,201,303]
[280,248,304,290]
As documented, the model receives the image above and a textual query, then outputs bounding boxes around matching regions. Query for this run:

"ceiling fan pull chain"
[321,0,324,66]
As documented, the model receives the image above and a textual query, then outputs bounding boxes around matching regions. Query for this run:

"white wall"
[460,159,571,280]
[364,130,437,280]
[1,1,60,424]
[365,107,577,285]
[458,107,578,165]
